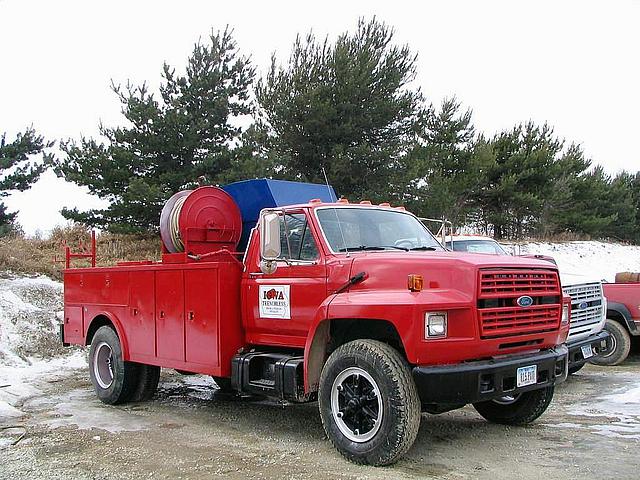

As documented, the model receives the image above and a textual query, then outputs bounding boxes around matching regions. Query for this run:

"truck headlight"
[561,304,569,325]
[425,312,447,338]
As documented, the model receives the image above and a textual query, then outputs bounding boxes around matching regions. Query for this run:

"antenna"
[321,166,337,202]
[321,166,349,254]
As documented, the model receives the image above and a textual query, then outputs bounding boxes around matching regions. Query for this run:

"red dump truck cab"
[61,180,571,466]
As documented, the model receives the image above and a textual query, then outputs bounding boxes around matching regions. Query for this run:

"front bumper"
[567,330,610,368]
[412,345,568,405]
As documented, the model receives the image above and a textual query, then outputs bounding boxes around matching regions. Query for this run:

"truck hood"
[347,251,559,295]
[559,270,604,288]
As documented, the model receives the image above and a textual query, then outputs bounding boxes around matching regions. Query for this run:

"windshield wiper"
[338,245,408,252]
[409,246,438,251]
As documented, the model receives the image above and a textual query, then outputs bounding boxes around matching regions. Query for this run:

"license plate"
[581,344,594,359]
[517,365,537,387]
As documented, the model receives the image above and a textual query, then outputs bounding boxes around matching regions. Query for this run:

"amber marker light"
[408,274,424,292]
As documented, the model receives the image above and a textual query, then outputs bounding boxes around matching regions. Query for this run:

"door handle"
[188,311,195,321]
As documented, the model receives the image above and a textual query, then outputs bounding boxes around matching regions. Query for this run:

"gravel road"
[1,352,639,480]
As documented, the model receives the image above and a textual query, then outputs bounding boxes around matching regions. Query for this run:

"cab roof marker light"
[379,202,391,207]
[309,198,322,204]
[396,206,406,211]
[337,198,349,204]
[359,200,372,205]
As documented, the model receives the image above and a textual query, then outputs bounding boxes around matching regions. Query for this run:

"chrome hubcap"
[331,367,383,443]
[600,334,617,358]
[93,342,114,389]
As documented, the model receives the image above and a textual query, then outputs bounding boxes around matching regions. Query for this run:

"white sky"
[1,0,639,236]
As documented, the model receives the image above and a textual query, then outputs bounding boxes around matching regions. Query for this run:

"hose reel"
[159,186,242,255]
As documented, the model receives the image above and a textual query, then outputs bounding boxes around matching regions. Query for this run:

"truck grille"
[563,282,604,338]
[478,269,562,339]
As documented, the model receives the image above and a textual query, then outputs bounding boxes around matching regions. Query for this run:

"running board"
[231,352,309,402]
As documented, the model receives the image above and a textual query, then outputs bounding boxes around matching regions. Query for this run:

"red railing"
[54,230,97,269]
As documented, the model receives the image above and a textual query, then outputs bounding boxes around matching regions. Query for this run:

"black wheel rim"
[330,367,383,443]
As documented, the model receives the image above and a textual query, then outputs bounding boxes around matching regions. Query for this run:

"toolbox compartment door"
[185,268,219,367]
[63,305,84,344]
[128,271,156,357]
[156,270,185,362]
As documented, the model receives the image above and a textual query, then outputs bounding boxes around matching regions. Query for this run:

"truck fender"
[303,300,407,394]
[85,311,131,359]
[607,301,639,335]
[303,303,331,394]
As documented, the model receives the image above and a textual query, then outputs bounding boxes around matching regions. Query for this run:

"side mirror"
[260,212,281,261]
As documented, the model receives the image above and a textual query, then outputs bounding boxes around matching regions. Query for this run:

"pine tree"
[0,128,52,236]
[472,123,577,239]
[255,18,423,201]
[404,98,480,226]
[54,28,256,233]
[629,172,640,242]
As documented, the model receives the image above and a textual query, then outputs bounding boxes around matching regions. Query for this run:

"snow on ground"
[547,373,640,440]
[514,241,640,282]
[0,352,86,419]
[0,274,86,425]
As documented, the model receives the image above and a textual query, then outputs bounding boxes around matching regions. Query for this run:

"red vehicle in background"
[592,273,640,366]
[61,179,571,465]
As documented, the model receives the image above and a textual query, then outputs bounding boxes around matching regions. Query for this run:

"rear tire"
[131,365,161,402]
[318,339,420,466]
[589,319,631,366]
[88,326,140,405]
[473,386,554,425]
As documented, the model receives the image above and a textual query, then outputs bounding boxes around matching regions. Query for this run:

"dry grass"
[0,224,160,280]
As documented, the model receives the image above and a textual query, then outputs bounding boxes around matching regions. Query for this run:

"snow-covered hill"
[0,275,85,422]
[518,241,640,282]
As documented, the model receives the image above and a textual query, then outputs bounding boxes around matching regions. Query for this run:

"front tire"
[568,363,585,375]
[473,386,554,425]
[318,340,420,466]
[212,376,234,393]
[589,319,631,366]
[88,326,140,405]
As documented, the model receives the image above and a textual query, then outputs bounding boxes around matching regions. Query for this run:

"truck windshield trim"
[314,206,444,255]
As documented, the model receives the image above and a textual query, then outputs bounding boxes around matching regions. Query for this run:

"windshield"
[316,207,443,253]
[446,239,508,255]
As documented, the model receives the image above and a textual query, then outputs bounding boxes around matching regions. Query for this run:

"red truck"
[61,179,571,465]
[592,273,640,366]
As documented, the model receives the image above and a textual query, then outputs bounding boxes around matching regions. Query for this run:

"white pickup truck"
[445,235,610,374]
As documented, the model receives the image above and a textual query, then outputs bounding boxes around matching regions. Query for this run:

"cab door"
[243,210,327,347]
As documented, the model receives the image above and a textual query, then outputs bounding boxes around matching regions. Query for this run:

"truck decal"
[259,285,291,319]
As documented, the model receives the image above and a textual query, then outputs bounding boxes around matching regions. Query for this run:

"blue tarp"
[222,179,337,251]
